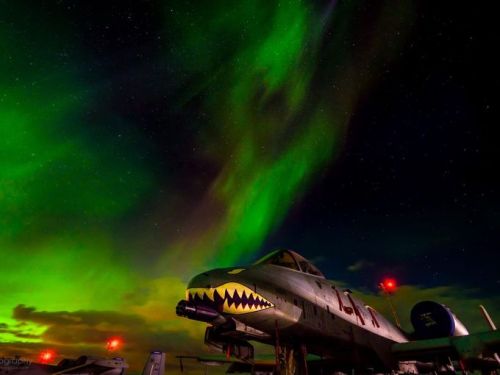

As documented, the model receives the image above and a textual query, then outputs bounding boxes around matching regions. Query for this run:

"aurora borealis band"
[1,1,499,374]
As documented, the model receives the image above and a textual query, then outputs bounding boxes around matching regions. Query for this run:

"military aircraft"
[176,249,500,374]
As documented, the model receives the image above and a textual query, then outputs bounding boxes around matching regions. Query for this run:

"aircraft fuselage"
[177,251,409,369]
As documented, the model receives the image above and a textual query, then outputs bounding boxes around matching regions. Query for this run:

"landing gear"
[273,344,309,375]
[274,321,308,375]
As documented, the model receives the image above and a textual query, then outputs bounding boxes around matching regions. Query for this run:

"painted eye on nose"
[227,268,245,275]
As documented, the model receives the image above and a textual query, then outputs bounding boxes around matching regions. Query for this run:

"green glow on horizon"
[0,4,150,345]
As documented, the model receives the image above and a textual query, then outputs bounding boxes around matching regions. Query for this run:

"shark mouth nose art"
[187,282,273,314]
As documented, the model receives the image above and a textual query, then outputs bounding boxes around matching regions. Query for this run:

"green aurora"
[160,0,413,271]
[1,1,498,373]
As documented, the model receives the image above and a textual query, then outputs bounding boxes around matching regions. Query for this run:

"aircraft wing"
[392,330,500,368]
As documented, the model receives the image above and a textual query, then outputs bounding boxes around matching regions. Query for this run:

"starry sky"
[1,1,498,373]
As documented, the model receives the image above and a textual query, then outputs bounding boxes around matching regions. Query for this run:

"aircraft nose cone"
[184,269,274,316]
[187,272,214,289]
[187,268,235,289]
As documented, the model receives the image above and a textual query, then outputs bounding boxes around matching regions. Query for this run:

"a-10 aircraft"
[176,249,500,374]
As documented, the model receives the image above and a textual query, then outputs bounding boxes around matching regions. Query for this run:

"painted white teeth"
[186,282,273,314]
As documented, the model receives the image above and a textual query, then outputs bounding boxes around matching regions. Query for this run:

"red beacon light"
[381,278,397,293]
[39,349,55,364]
[106,337,123,352]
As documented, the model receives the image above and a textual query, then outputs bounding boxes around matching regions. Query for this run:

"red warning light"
[381,278,397,293]
[106,337,122,351]
[39,349,55,364]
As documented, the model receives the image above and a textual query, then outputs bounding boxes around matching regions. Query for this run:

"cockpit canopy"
[254,249,325,278]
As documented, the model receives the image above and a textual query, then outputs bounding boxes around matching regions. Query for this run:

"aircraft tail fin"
[141,352,166,375]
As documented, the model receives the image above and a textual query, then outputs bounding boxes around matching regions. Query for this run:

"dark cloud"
[13,305,145,328]
[0,320,41,340]
[347,260,374,272]
[0,327,40,340]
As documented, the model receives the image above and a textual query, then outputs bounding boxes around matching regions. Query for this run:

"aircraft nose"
[187,267,238,288]
[187,272,213,289]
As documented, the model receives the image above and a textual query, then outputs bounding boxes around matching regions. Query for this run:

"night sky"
[1,1,498,373]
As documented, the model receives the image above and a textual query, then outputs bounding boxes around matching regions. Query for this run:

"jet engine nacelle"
[410,300,469,339]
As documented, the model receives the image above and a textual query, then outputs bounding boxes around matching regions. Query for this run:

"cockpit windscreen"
[254,249,325,278]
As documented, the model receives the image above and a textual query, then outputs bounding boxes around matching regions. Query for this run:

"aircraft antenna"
[479,305,500,365]
[479,304,497,330]
[379,280,401,329]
